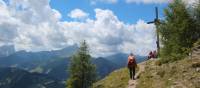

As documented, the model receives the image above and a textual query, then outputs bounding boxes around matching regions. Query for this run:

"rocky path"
[192,45,200,59]
[127,61,146,88]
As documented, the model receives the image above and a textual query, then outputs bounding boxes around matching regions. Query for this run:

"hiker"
[127,53,137,80]
[148,51,153,59]
[153,50,157,58]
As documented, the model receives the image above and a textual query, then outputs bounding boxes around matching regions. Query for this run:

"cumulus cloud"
[0,22,18,43]
[68,9,89,20]
[126,0,169,4]
[60,9,156,56]
[0,0,65,51]
[0,0,156,57]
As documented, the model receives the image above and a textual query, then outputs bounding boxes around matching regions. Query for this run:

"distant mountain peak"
[0,45,15,57]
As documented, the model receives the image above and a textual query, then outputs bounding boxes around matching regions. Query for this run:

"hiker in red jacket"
[127,53,137,80]
[148,51,153,60]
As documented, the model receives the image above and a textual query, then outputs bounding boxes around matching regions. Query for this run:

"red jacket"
[127,55,137,68]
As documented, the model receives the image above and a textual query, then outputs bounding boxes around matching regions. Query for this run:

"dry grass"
[137,58,200,88]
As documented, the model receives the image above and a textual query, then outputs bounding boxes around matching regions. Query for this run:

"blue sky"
[50,0,168,24]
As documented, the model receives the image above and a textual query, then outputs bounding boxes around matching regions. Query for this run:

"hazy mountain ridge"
[92,57,119,79]
[0,45,15,57]
[0,46,146,88]
[0,45,78,70]
[0,67,64,88]
[105,53,147,68]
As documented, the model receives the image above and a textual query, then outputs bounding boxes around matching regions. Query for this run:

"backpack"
[128,56,136,68]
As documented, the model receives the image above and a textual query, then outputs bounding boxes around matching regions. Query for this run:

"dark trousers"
[128,67,135,80]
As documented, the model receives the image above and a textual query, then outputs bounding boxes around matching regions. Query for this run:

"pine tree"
[66,40,96,88]
[193,0,200,41]
[159,0,198,61]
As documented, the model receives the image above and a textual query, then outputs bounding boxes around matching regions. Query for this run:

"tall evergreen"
[67,40,96,88]
[159,0,198,60]
[193,0,200,40]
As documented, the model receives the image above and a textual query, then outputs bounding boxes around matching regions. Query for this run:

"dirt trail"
[192,45,200,59]
[127,61,146,88]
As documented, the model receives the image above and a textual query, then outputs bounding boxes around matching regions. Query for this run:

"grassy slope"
[93,58,200,88]
[137,58,200,88]
[93,68,129,88]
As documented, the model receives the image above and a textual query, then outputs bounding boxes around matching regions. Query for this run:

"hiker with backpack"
[127,53,137,80]
[148,51,153,60]
[148,50,157,60]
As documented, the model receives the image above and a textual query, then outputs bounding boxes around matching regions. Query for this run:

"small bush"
[159,52,185,64]
[158,57,172,64]
[193,39,200,47]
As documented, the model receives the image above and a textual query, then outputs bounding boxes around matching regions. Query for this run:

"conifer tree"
[67,40,96,88]
[193,0,200,40]
[159,0,198,60]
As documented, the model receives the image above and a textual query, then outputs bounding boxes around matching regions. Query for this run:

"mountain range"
[0,67,64,88]
[0,45,15,58]
[0,45,147,88]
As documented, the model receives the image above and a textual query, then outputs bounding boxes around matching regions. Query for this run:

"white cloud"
[68,9,89,20]
[61,9,156,56]
[52,9,62,20]
[0,0,156,57]
[0,0,9,17]
[0,0,65,51]
[89,0,118,5]
[126,0,169,4]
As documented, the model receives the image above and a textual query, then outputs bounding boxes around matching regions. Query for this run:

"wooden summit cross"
[147,7,160,57]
